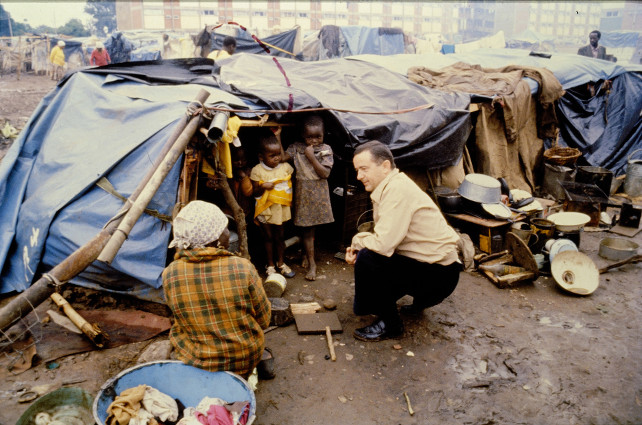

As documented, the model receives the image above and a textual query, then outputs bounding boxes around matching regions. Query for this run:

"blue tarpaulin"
[0,56,472,297]
[211,27,300,58]
[0,68,249,299]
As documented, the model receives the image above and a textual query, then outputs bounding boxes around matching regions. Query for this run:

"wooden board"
[294,313,343,334]
[290,302,322,315]
[506,231,539,276]
[609,224,642,237]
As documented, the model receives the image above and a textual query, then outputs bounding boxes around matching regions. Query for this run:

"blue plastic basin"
[93,360,256,425]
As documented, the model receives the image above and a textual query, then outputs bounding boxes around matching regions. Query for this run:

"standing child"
[251,132,296,278]
[281,115,335,281]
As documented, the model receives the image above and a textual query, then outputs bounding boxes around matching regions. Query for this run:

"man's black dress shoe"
[353,319,403,342]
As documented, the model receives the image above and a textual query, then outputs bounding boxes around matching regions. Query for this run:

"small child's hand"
[304,145,315,158]
[261,181,275,190]
[235,168,247,179]
[270,127,282,139]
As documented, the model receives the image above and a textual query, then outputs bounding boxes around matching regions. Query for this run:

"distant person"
[90,42,111,66]
[345,141,461,342]
[578,30,607,60]
[279,115,335,281]
[207,36,237,60]
[49,40,66,80]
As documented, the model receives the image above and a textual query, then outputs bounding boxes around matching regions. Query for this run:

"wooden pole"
[0,90,210,333]
[17,36,22,80]
[97,90,210,264]
[50,292,107,347]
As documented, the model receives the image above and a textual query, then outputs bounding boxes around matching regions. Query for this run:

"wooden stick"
[325,326,336,361]
[403,391,415,416]
[50,293,107,348]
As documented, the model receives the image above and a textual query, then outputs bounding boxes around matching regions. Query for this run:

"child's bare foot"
[302,256,309,268]
[305,264,316,281]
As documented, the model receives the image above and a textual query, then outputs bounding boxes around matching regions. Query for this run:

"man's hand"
[345,247,358,265]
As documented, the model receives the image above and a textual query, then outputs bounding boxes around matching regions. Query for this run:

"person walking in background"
[49,40,66,80]
[578,30,607,60]
[208,35,237,60]
[345,141,462,342]
[279,116,335,281]
[251,131,296,278]
[90,41,111,66]
[162,200,271,379]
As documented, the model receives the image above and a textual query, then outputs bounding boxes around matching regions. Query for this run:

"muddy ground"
[0,73,641,425]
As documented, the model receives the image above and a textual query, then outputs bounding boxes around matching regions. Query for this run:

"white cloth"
[141,386,179,422]
[169,200,228,249]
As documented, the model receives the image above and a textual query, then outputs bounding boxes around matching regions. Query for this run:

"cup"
[511,222,538,246]
[530,218,555,253]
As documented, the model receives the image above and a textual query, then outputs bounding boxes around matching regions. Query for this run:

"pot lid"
[481,202,512,219]
[551,251,599,295]
[547,212,591,228]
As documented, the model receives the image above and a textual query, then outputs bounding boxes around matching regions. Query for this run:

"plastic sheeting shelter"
[211,26,300,58]
[0,55,471,298]
[353,49,642,176]
[298,25,405,61]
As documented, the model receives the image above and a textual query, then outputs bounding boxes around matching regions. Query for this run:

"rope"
[42,273,65,288]
[206,103,435,116]
[186,100,204,117]
[96,177,172,223]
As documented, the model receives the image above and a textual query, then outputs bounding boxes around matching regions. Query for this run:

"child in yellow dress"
[250,132,296,278]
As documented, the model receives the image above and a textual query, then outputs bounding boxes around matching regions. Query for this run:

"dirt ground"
[1,73,641,425]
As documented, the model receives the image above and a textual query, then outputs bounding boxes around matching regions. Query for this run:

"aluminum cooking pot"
[458,174,502,204]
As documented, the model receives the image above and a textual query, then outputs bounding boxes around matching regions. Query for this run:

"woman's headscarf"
[168,200,228,249]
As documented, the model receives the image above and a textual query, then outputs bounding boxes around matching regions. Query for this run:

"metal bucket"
[623,148,642,197]
[576,166,613,199]
[542,163,574,200]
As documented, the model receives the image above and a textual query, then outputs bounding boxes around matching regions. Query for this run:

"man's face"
[589,33,599,48]
[353,150,391,192]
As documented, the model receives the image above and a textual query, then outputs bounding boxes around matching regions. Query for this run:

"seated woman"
[162,200,271,379]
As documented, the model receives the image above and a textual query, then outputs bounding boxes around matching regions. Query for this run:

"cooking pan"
[458,174,502,204]
[437,192,463,213]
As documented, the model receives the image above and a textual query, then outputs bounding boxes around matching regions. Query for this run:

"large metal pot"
[437,192,463,213]
[457,174,501,204]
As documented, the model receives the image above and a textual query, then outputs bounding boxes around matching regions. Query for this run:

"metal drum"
[623,148,642,197]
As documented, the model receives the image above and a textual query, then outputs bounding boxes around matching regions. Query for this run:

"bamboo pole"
[50,292,107,347]
[0,89,210,333]
[97,91,209,264]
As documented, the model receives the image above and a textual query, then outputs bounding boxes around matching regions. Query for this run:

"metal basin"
[457,174,501,204]
[598,237,639,261]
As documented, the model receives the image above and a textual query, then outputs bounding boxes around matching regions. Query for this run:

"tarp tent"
[353,49,642,177]
[298,25,405,61]
[211,26,300,58]
[599,30,642,65]
[0,55,471,298]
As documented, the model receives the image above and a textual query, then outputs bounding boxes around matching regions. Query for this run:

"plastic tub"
[93,361,256,425]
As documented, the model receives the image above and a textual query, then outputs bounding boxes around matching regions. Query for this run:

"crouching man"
[345,141,462,342]
[163,200,272,379]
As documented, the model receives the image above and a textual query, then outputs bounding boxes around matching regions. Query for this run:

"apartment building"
[115,1,462,39]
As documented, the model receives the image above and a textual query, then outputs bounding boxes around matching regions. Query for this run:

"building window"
[203,10,215,16]
[298,12,308,18]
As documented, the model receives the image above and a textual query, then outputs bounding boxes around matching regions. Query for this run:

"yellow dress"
[250,162,294,225]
